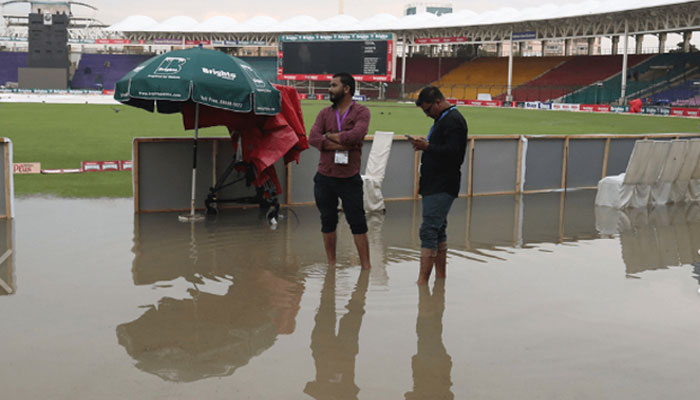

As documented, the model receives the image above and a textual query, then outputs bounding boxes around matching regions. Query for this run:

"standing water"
[2,191,700,399]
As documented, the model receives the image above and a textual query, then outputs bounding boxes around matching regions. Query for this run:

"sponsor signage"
[101,161,120,171]
[415,36,469,44]
[297,93,308,100]
[447,99,503,107]
[672,107,700,117]
[551,103,580,111]
[580,104,611,113]
[0,88,102,94]
[120,160,133,171]
[13,162,41,174]
[671,107,700,117]
[611,105,629,113]
[512,31,537,41]
[153,39,183,45]
[640,106,670,115]
[185,40,211,46]
[0,36,27,42]
[279,74,391,82]
[211,40,269,47]
[96,39,132,45]
[81,161,102,172]
[69,38,96,44]
[81,161,133,172]
[280,33,392,42]
[315,94,326,100]
[41,168,81,174]
[671,108,684,116]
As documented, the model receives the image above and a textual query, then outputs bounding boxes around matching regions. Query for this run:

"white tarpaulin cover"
[596,140,654,208]
[362,131,394,212]
[686,139,700,203]
[596,139,700,209]
[669,139,700,202]
[651,140,690,205]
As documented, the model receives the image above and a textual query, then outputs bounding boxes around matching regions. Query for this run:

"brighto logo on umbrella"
[154,57,187,74]
[201,67,237,81]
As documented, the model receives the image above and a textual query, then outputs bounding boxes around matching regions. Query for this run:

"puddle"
[2,192,700,399]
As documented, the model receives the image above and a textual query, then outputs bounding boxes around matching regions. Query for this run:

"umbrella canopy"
[114,47,281,115]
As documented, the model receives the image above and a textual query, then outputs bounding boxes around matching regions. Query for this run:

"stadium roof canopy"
[106,0,700,44]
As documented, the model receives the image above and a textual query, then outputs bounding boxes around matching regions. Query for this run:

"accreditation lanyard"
[336,101,354,131]
[427,106,455,140]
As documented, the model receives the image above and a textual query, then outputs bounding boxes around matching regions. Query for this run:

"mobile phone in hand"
[404,134,415,141]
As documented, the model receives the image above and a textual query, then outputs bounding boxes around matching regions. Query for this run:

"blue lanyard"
[427,106,455,140]
[336,101,354,131]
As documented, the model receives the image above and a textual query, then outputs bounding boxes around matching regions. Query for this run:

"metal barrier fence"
[133,133,700,213]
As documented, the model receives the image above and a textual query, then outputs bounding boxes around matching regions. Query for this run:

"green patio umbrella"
[114,47,281,221]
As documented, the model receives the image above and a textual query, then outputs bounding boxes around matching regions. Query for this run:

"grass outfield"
[2,101,698,198]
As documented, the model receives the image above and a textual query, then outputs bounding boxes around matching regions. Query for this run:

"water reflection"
[119,210,307,382]
[596,202,700,275]
[304,268,369,399]
[120,191,700,385]
[0,218,14,296]
[405,281,453,400]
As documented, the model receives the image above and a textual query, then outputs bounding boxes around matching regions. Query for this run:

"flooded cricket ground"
[2,190,700,399]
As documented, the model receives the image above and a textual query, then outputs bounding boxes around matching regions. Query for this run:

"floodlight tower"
[2,1,92,88]
[1,0,97,15]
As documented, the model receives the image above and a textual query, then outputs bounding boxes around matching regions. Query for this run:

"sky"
[0,0,644,24]
[1,0,695,48]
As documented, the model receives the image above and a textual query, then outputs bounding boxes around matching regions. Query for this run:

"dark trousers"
[420,192,455,249]
[314,172,368,235]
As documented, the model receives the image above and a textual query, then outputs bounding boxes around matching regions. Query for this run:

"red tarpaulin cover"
[182,85,308,195]
[629,98,642,113]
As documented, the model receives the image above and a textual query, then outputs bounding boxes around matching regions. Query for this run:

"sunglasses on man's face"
[421,102,434,115]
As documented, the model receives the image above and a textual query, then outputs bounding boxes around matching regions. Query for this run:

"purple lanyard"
[336,102,353,131]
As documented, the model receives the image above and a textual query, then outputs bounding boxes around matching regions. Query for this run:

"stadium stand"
[69,54,279,91]
[0,51,27,86]
[674,95,700,107]
[434,56,570,101]
[396,57,464,85]
[386,57,463,99]
[238,56,279,84]
[650,75,700,106]
[70,53,153,90]
[562,53,699,104]
[509,55,649,103]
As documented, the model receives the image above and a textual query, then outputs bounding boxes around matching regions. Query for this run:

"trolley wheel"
[205,198,218,215]
[266,203,280,228]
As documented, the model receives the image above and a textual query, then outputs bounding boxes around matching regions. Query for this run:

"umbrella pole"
[179,103,205,222]
[190,103,199,216]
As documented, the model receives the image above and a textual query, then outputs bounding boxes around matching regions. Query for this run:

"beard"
[329,91,343,105]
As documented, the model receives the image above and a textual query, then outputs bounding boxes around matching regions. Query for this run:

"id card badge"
[334,150,349,164]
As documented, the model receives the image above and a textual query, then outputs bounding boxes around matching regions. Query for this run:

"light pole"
[594,81,604,105]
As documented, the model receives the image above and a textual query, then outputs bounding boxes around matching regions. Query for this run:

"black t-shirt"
[419,107,468,197]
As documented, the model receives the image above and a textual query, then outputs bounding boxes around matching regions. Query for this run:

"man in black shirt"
[408,86,468,285]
